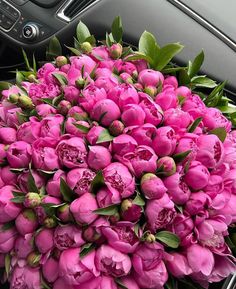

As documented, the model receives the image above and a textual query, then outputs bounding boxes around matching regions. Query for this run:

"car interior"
[0,0,235,288]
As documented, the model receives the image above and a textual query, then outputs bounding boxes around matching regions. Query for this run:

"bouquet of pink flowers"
[0,17,235,289]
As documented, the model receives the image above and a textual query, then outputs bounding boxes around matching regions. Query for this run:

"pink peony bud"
[121,104,146,126]
[6,141,32,168]
[57,100,71,115]
[70,193,98,225]
[166,253,192,277]
[11,266,41,289]
[35,228,54,254]
[15,233,34,259]
[88,145,111,170]
[109,43,123,59]
[152,126,177,156]
[91,99,121,127]
[141,173,167,199]
[57,204,71,223]
[156,156,176,176]
[184,161,210,190]
[15,209,38,235]
[46,170,66,198]
[0,224,18,253]
[1,166,17,185]
[24,193,41,208]
[56,56,68,67]
[42,257,59,283]
[27,251,41,268]
[67,168,95,195]
[138,69,164,87]
[112,134,137,157]
[109,120,124,136]
[0,127,16,144]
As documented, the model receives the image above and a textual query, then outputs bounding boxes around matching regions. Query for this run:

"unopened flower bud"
[44,217,57,228]
[144,86,157,98]
[75,77,86,88]
[109,43,123,59]
[80,42,92,54]
[109,212,120,224]
[109,120,124,136]
[18,95,34,109]
[57,204,71,223]
[58,100,72,115]
[146,233,156,243]
[8,94,19,104]
[27,74,37,83]
[156,156,176,177]
[56,56,68,67]
[83,227,101,243]
[24,192,41,208]
[27,251,41,268]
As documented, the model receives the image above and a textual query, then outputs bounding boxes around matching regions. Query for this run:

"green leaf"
[96,128,114,144]
[1,221,15,231]
[90,170,105,193]
[106,32,114,47]
[162,66,187,74]
[28,170,39,193]
[138,31,159,66]
[10,167,26,173]
[65,45,81,56]
[41,98,57,109]
[175,204,183,214]
[155,43,184,71]
[165,276,178,289]
[80,243,96,258]
[178,69,191,86]
[115,279,128,289]
[205,81,226,105]
[5,254,11,278]
[11,196,25,203]
[93,204,119,216]
[191,76,216,88]
[209,127,227,142]
[41,203,65,217]
[46,36,62,60]
[133,193,145,206]
[134,223,140,238]
[73,123,90,133]
[33,54,37,73]
[16,70,25,85]
[52,94,64,106]
[188,50,204,78]
[188,117,203,133]
[172,150,192,163]
[111,16,123,43]
[76,21,91,44]
[52,73,68,86]
[22,49,31,71]
[60,178,76,202]
[124,52,153,63]
[155,231,180,248]
[41,279,52,289]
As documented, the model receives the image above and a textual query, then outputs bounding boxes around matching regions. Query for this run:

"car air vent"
[57,0,99,22]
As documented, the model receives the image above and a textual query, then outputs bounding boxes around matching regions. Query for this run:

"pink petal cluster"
[0,38,235,289]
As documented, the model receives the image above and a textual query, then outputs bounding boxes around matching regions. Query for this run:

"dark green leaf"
[96,128,114,144]
[60,178,76,202]
[155,43,184,71]
[209,127,227,142]
[134,223,140,238]
[16,112,28,124]
[138,31,159,66]
[133,193,145,206]
[73,123,90,133]
[1,221,15,231]
[115,279,128,289]
[41,98,57,109]
[11,196,25,203]
[38,170,56,175]
[205,81,226,105]
[33,54,37,73]
[162,66,187,74]
[46,36,62,60]
[191,76,216,88]
[52,94,64,106]
[41,279,52,289]
[93,204,119,216]
[179,69,191,86]
[188,117,203,133]
[225,236,236,255]
[155,231,180,248]
[22,49,31,71]
[28,170,39,193]
[12,191,25,197]
[80,243,96,258]
[76,21,91,44]
[178,278,205,289]
[90,170,105,193]
[165,276,178,289]
[5,254,11,278]
[175,204,183,214]
[178,95,186,106]
[188,50,204,78]
[52,73,68,86]
[111,16,123,43]
[172,150,192,163]
[10,167,25,173]
[106,32,114,47]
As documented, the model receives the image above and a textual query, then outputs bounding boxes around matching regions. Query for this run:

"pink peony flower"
[67,168,95,195]
[103,162,135,198]
[125,123,157,146]
[14,233,34,259]
[152,126,177,156]
[87,145,111,170]
[96,187,121,207]
[6,141,32,168]
[112,134,137,157]
[138,69,164,87]
[121,104,145,126]
[40,114,64,139]
[46,170,66,198]
[141,173,167,199]
[184,161,210,190]
[35,228,54,254]
[0,127,16,144]
[15,209,38,235]
[79,85,106,113]
[42,257,59,283]
[17,117,41,144]
[59,248,99,285]
[56,137,88,168]
[0,224,18,253]
[166,253,192,277]
[95,244,131,277]
[10,266,41,289]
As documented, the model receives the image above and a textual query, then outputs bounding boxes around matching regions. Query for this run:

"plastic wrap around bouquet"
[0,17,236,289]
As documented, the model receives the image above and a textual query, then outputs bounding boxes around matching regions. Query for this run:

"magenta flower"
[67,168,95,195]
[7,141,32,168]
